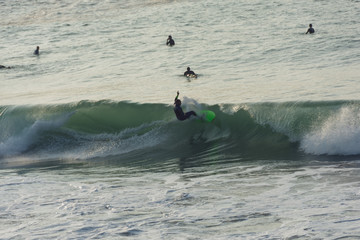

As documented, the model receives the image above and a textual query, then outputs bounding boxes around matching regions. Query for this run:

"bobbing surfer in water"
[166,35,175,46]
[184,67,197,77]
[306,24,315,34]
[0,65,11,69]
[34,46,40,55]
[174,91,197,121]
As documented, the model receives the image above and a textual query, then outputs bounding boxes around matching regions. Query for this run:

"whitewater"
[1,0,360,239]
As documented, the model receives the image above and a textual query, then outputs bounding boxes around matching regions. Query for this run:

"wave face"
[1,100,360,165]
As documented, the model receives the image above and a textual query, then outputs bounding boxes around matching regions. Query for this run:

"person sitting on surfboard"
[306,24,315,34]
[166,35,175,46]
[34,46,40,55]
[184,67,197,77]
[174,91,197,121]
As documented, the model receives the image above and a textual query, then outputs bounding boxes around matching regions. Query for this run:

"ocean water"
[1,0,360,239]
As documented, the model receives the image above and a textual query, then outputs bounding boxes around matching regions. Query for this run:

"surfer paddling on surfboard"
[174,91,197,121]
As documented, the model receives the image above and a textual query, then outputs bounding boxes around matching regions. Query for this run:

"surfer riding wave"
[174,91,197,121]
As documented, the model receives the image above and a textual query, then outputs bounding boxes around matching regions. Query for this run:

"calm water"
[1,0,360,239]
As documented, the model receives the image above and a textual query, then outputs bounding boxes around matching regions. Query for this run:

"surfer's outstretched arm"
[175,91,179,102]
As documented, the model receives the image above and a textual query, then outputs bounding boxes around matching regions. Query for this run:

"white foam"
[0,112,74,157]
[182,96,203,112]
[301,106,360,155]
[61,120,166,160]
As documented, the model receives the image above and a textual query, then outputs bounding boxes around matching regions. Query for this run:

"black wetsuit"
[184,70,195,76]
[174,104,197,121]
[306,27,315,34]
[174,94,197,121]
[167,38,175,46]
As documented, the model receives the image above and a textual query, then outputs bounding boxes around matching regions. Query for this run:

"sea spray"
[301,105,360,155]
[0,112,74,156]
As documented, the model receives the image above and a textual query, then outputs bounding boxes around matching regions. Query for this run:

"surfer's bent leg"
[185,111,197,119]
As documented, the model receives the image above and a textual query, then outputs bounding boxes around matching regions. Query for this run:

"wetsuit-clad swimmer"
[0,65,11,69]
[34,46,40,55]
[166,35,175,46]
[174,91,197,121]
[306,24,315,34]
[184,67,196,77]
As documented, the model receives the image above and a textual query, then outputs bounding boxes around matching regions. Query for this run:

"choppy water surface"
[1,0,359,105]
[2,160,360,239]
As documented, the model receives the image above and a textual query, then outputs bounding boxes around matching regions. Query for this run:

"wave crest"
[1,100,360,162]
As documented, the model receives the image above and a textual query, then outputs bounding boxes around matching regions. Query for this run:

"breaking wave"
[1,100,360,165]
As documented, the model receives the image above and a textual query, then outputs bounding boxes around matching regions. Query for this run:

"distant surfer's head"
[309,24,312,27]
[168,35,172,39]
[175,99,181,106]
[187,67,190,71]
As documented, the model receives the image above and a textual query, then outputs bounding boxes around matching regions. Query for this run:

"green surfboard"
[198,110,216,122]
